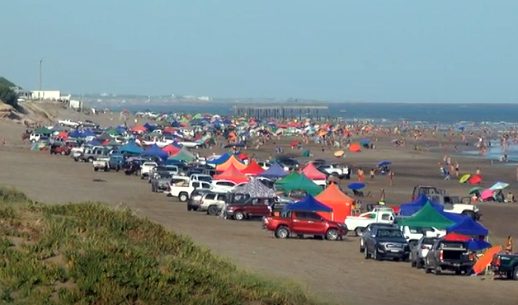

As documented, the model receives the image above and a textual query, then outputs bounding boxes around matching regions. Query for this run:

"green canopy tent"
[34,127,52,136]
[274,172,322,196]
[398,202,456,229]
[169,147,196,162]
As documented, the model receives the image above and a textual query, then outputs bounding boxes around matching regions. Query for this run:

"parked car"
[491,253,518,280]
[423,239,474,275]
[276,157,299,171]
[345,208,396,236]
[108,154,125,171]
[74,146,110,162]
[140,161,158,179]
[169,180,212,202]
[409,236,439,268]
[317,164,349,178]
[187,189,212,211]
[150,172,174,192]
[198,192,228,215]
[93,157,110,171]
[400,226,445,246]
[363,226,410,261]
[50,144,71,155]
[359,223,398,252]
[224,194,276,220]
[264,211,347,241]
[412,185,479,219]
[211,180,240,193]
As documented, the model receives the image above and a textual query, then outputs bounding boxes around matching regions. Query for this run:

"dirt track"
[1,142,518,305]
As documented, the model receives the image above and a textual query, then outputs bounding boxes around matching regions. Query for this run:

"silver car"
[410,236,439,269]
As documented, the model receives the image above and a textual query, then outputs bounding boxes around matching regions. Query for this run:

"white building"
[31,90,70,101]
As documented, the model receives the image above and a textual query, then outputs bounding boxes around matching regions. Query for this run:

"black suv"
[363,227,410,261]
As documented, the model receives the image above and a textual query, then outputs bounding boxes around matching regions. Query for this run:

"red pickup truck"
[263,211,347,241]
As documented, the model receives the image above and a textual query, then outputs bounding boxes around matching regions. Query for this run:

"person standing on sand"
[455,162,460,177]
[504,236,513,253]
[369,169,375,179]
[389,170,394,186]
[476,167,481,175]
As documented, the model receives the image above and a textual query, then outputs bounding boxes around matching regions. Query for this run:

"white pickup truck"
[169,180,212,202]
[400,225,446,245]
[345,208,396,236]
[93,157,110,172]
[140,162,158,179]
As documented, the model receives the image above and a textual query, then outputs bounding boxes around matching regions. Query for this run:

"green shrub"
[0,188,322,305]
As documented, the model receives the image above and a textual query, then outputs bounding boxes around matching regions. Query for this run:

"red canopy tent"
[300,162,327,180]
[131,124,147,134]
[315,183,354,222]
[241,159,265,176]
[162,144,181,155]
[349,143,361,152]
[216,155,247,172]
[443,232,471,242]
[213,164,250,184]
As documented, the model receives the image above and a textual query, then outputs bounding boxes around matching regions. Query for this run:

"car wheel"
[435,267,442,275]
[373,249,381,261]
[513,267,518,280]
[94,168,98,172]
[179,193,188,202]
[275,226,289,239]
[364,247,370,259]
[326,228,339,241]
[87,157,94,163]
[234,211,244,221]
[187,205,192,211]
[207,205,219,216]
[355,227,365,237]
[455,269,462,275]
[411,259,416,268]
[416,259,424,269]
[462,210,476,219]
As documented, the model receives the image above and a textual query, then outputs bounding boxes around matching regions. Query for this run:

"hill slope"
[0,187,321,305]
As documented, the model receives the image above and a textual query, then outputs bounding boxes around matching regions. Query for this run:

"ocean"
[101,102,518,124]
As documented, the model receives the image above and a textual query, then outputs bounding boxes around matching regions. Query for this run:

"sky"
[1,0,518,102]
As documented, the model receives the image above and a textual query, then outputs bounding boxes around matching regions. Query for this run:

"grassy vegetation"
[0,187,320,305]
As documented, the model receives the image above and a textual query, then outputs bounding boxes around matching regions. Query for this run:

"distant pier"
[233,103,328,119]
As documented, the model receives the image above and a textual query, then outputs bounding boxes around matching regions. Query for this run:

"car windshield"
[377,229,403,238]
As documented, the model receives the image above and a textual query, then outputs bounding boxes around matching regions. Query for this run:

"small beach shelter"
[398,202,456,229]
[169,147,196,162]
[447,217,489,236]
[284,195,332,213]
[260,162,288,179]
[143,144,169,160]
[315,183,354,222]
[300,162,327,180]
[489,181,509,191]
[459,174,471,184]
[480,189,494,200]
[162,144,181,155]
[472,246,501,275]
[232,178,275,198]
[119,142,144,155]
[213,164,249,184]
[216,155,247,172]
[241,159,265,176]
[468,174,482,185]
[275,172,322,196]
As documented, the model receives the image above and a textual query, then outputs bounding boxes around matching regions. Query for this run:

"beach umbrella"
[489,181,509,191]
[348,182,365,190]
[334,150,345,158]
[468,174,482,185]
[459,174,471,184]
[468,186,483,195]
[480,189,494,200]
[348,143,361,153]
[377,160,391,167]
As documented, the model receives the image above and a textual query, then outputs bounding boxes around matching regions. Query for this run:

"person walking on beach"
[369,169,375,180]
[455,162,460,177]
[504,236,513,253]
[388,170,394,186]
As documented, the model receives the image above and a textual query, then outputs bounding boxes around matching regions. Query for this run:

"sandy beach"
[1,108,518,305]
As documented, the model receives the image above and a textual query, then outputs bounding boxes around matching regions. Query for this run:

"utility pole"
[39,58,43,100]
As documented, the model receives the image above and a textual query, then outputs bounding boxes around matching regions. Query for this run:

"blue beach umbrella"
[348,182,366,190]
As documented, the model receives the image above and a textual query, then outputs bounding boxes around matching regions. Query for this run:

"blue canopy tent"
[119,142,144,155]
[447,217,489,236]
[208,152,231,165]
[143,122,157,132]
[467,239,491,251]
[260,162,288,179]
[284,195,332,213]
[87,139,102,146]
[143,144,169,160]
